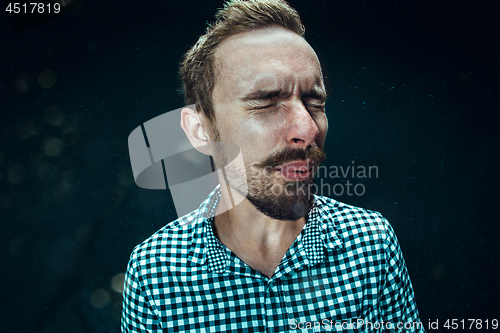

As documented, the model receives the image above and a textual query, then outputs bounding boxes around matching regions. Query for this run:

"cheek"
[248,115,284,145]
[320,116,329,133]
[225,116,284,160]
[313,113,328,142]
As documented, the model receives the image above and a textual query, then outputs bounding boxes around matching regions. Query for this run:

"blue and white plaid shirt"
[122,186,424,332]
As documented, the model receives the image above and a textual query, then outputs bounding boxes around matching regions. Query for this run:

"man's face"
[211,26,328,221]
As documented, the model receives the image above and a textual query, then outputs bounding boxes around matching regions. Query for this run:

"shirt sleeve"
[121,251,161,332]
[379,219,426,332]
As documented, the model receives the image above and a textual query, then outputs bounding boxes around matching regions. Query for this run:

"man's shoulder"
[129,209,202,265]
[313,195,392,238]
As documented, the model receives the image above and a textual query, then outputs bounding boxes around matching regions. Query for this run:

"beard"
[223,145,326,221]
[246,174,315,221]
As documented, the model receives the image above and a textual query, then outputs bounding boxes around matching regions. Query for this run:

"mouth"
[274,159,315,181]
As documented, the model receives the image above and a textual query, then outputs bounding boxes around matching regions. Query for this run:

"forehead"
[213,26,324,98]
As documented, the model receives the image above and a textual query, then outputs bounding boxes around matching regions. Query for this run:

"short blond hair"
[179,0,305,126]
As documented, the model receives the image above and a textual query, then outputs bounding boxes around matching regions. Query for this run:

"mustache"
[256,146,326,169]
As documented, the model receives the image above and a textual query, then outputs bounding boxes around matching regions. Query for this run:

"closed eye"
[306,104,326,112]
[254,104,276,110]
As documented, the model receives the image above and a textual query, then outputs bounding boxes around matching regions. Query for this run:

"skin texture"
[181,26,328,278]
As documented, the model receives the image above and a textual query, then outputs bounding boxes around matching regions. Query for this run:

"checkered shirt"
[122,186,424,332]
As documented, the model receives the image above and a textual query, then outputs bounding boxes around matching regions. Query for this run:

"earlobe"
[180,106,212,155]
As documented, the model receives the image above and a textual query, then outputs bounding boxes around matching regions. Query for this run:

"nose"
[286,101,320,148]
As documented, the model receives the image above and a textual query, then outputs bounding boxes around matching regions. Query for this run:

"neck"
[215,199,306,247]
[212,184,306,277]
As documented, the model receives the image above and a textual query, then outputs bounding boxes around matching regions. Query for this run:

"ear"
[180,106,212,155]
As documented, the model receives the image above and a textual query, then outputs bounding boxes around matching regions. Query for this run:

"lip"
[274,159,315,181]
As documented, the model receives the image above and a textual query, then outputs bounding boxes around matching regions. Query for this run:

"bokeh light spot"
[36,162,58,182]
[53,180,73,201]
[75,224,92,244]
[111,300,122,320]
[89,289,111,309]
[7,163,27,184]
[42,137,65,157]
[62,127,81,146]
[110,273,126,293]
[16,117,44,139]
[38,69,57,89]
[13,73,33,93]
[44,105,65,126]
[431,263,445,280]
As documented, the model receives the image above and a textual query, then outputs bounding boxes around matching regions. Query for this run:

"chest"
[152,260,383,332]
[235,249,287,278]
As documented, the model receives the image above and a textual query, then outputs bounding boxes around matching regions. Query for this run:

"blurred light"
[13,73,33,93]
[7,163,27,184]
[42,137,65,157]
[14,79,28,92]
[111,300,122,320]
[44,105,65,126]
[62,127,81,146]
[110,273,126,293]
[75,224,92,244]
[16,118,44,139]
[431,264,445,280]
[38,69,57,89]
[36,162,58,182]
[16,123,31,139]
[89,289,111,309]
[53,180,72,201]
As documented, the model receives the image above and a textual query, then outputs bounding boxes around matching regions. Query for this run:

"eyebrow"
[301,89,327,102]
[240,87,327,103]
[240,89,292,102]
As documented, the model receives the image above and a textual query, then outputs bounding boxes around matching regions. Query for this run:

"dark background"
[1,0,498,331]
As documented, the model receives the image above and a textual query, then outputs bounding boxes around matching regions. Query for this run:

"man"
[122,0,424,332]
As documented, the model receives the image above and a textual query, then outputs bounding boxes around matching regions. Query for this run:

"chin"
[247,180,315,221]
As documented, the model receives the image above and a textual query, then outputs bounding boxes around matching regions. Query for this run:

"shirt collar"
[187,185,345,273]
